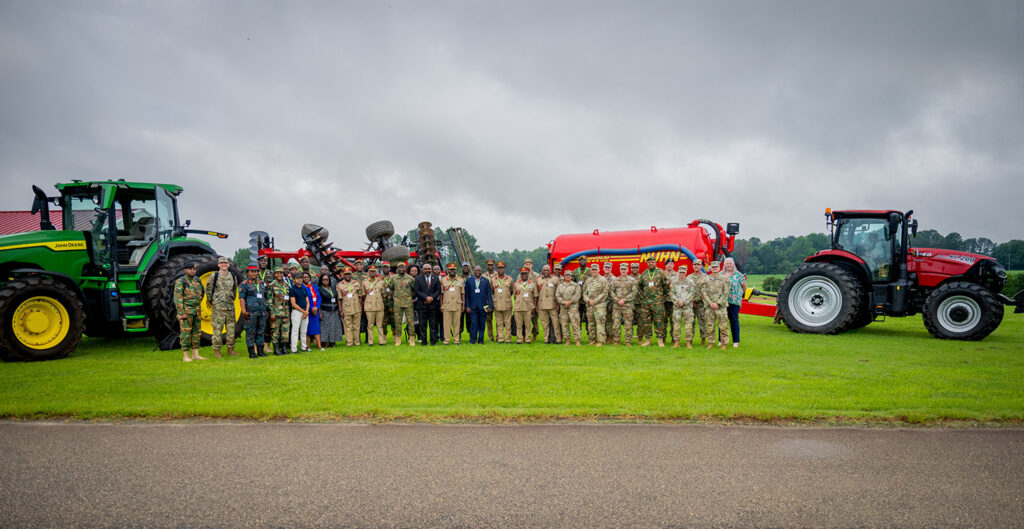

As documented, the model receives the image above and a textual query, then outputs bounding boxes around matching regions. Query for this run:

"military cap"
[578,256,588,261]
[523,258,532,264]
[603,262,612,268]
[343,267,353,273]
[447,263,457,269]
[646,255,657,262]
[590,263,600,270]
[218,256,229,264]
[619,262,629,268]
[519,267,529,273]
[563,269,572,276]
[461,261,470,266]
[397,262,407,267]
[354,259,364,265]
[289,263,300,270]
[692,258,703,264]
[183,261,197,269]
[274,267,285,273]
[486,259,495,265]
[257,254,268,261]
[247,265,258,271]
[382,262,391,268]
[553,263,562,269]
[708,260,721,268]
[368,265,377,272]
[299,256,310,262]
[497,261,506,268]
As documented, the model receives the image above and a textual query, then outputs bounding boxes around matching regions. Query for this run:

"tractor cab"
[52,181,184,271]
[830,209,913,283]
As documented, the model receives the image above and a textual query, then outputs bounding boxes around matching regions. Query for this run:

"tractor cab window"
[112,189,160,266]
[835,218,893,280]
[65,193,112,266]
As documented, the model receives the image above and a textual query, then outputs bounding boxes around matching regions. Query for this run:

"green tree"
[232,247,250,268]
[993,240,1024,270]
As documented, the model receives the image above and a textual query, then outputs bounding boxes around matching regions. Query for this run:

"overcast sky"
[1,1,1022,256]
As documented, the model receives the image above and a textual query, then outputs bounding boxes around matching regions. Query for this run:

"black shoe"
[257,345,267,358]
[248,346,257,359]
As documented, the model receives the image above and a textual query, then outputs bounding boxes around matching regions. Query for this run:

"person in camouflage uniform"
[637,256,670,347]
[239,265,269,359]
[362,265,386,346]
[266,267,292,355]
[381,262,395,341]
[556,269,582,346]
[571,256,589,339]
[205,256,238,357]
[491,262,514,343]
[601,262,616,344]
[391,262,416,346]
[630,262,642,341]
[523,258,541,342]
[701,260,730,350]
[610,262,638,346]
[535,264,561,344]
[690,258,712,345]
[441,263,465,345]
[174,261,205,362]
[583,263,609,346]
[352,259,368,343]
[337,268,364,346]
[662,258,677,340]
[512,267,537,344]
[670,268,697,348]
[483,259,497,341]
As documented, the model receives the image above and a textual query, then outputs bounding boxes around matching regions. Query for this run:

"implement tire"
[922,281,1002,341]
[777,262,864,335]
[365,220,395,242]
[144,254,243,350]
[0,276,85,361]
[381,245,410,264]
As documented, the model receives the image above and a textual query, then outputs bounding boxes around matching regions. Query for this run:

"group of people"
[172,253,747,362]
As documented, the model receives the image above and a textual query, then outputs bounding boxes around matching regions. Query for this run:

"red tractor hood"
[909,248,996,287]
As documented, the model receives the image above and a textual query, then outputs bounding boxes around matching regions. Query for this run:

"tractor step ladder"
[118,288,149,332]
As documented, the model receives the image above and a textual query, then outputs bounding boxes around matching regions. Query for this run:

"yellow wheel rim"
[198,270,242,335]
[12,296,71,349]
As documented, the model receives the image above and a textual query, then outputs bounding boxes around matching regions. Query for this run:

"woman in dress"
[721,257,747,348]
[303,272,322,351]
[317,273,344,347]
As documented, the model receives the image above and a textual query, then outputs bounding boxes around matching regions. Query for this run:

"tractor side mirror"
[185,219,191,227]
[910,219,918,237]
[726,223,740,236]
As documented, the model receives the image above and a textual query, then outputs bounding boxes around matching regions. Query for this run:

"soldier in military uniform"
[441,263,465,345]
[256,254,271,283]
[205,256,238,357]
[483,259,497,342]
[690,258,711,345]
[381,262,395,342]
[602,262,615,344]
[556,269,582,346]
[630,262,642,340]
[637,256,670,347]
[490,262,514,343]
[663,258,677,340]
[610,262,638,346]
[523,258,541,342]
[391,262,416,346]
[337,268,364,346]
[702,261,730,350]
[266,266,292,355]
[362,265,386,345]
[513,267,537,344]
[352,259,368,343]
[299,256,313,277]
[535,264,560,344]
[583,263,609,346]
[670,268,697,348]
[174,261,205,362]
[239,265,269,358]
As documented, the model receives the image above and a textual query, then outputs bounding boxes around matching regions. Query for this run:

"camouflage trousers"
[531,311,539,340]
[586,305,606,343]
[383,303,395,337]
[708,307,729,345]
[514,310,533,343]
[210,306,236,349]
[610,304,634,344]
[269,313,290,344]
[559,305,581,343]
[394,305,415,342]
[244,310,268,347]
[694,302,712,343]
[538,308,561,343]
[179,311,202,351]
[638,301,667,340]
[663,301,674,341]
[671,305,695,342]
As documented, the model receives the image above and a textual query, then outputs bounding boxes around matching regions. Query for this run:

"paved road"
[1,422,1021,528]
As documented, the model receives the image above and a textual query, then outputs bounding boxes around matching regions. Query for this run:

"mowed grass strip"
[0,313,1021,423]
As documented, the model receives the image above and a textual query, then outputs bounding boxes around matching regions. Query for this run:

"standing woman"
[722,257,747,348]
[304,272,322,351]
[318,273,344,347]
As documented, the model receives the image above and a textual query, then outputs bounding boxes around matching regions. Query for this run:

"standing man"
[483,259,497,342]
[266,266,292,355]
[630,262,642,341]
[205,256,238,357]
[390,262,416,346]
[536,264,561,344]
[299,256,313,277]
[490,262,514,344]
[174,260,205,362]
[702,260,730,350]
[464,265,492,345]
[556,269,582,346]
[583,263,609,346]
[257,254,273,347]
[663,258,677,339]
[459,262,472,335]
[602,262,615,344]
[571,256,590,340]
[381,262,396,343]
[670,267,697,348]
[337,268,364,347]
[362,266,386,346]
[413,263,442,345]
[690,258,711,346]
[637,256,670,347]
[610,262,638,346]
[513,267,537,344]
[239,265,269,358]
[441,263,465,345]
[523,258,541,342]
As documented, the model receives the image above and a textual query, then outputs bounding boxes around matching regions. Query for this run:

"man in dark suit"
[414,263,442,345]
[463,265,492,345]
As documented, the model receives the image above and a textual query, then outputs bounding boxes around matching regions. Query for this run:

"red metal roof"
[0,211,62,235]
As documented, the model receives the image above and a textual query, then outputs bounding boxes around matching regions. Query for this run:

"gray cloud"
[1,1,1022,258]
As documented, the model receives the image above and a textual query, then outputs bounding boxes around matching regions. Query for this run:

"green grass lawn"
[1,313,1022,424]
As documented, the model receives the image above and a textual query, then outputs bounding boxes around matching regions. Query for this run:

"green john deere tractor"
[0,180,242,361]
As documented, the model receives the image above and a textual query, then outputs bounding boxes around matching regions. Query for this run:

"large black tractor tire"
[777,262,865,335]
[847,301,875,331]
[381,245,411,264]
[0,277,86,361]
[144,254,243,350]
[922,281,1003,341]
[365,220,395,242]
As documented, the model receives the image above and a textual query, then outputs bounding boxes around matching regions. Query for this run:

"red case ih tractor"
[777,209,1023,340]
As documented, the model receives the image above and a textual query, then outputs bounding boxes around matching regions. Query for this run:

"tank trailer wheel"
[777,262,864,335]
[0,276,86,361]
[922,281,1003,341]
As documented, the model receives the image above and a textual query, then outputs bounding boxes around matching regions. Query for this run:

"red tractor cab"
[777,209,1022,340]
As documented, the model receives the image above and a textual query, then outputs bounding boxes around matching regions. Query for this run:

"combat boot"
[641,339,650,347]
[191,349,206,361]
[395,337,401,346]
[248,346,257,359]
[720,344,727,351]
[227,345,239,356]
[409,337,415,346]
[257,344,267,357]
[657,338,665,347]
[273,342,285,356]
[685,341,693,349]
[212,347,222,358]
[672,340,679,348]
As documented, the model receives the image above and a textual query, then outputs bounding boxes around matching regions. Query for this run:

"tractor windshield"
[835,218,893,280]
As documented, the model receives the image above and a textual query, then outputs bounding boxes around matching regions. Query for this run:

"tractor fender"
[3,267,87,304]
[804,251,872,288]
[165,240,217,257]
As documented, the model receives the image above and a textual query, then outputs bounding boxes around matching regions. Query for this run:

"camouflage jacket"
[205,271,236,310]
[637,268,669,304]
[701,273,730,307]
[571,266,589,287]
[610,275,638,305]
[174,275,204,315]
[670,275,696,306]
[583,275,609,305]
[691,272,709,306]
[266,279,291,317]
[555,281,581,306]
[390,274,415,308]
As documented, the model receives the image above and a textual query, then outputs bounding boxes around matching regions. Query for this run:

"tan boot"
[410,338,415,346]
[720,344,727,350]
[395,338,401,346]
[657,338,665,348]
[192,349,207,360]
[595,342,603,347]
[672,340,679,348]
[575,340,582,346]
[685,341,693,349]
[227,345,238,356]
[641,339,650,347]
[183,352,191,362]
[212,347,222,358]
